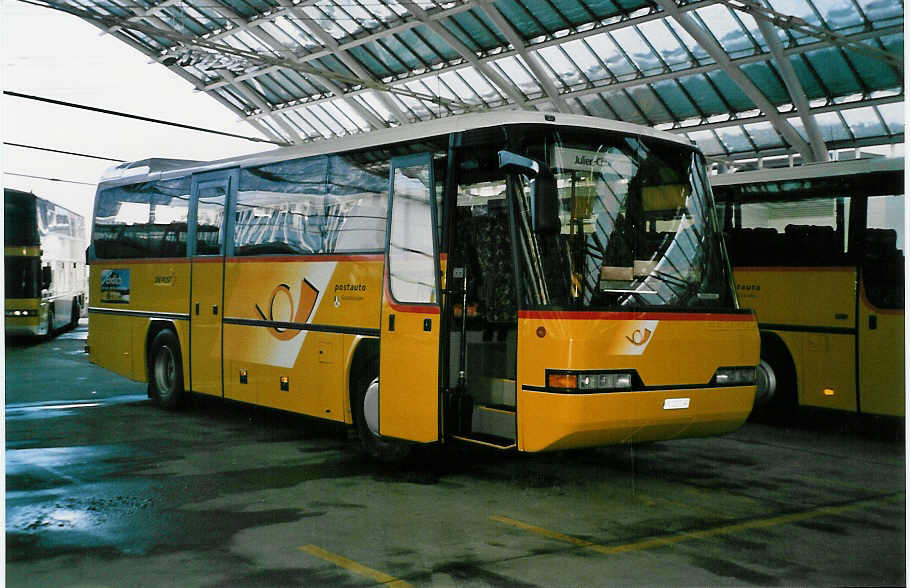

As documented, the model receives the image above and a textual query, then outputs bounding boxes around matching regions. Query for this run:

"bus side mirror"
[498,150,560,235]
[41,266,52,290]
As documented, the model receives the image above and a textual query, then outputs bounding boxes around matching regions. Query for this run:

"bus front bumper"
[5,317,44,337]
[518,385,755,452]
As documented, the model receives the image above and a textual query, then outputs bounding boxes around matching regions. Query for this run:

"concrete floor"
[5,320,906,587]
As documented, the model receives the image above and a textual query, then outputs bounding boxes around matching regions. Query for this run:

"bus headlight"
[5,309,37,317]
[712,366,757,386]
[547,370,635,392]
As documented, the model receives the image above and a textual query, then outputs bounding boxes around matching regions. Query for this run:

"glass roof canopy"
[45,0,903,166]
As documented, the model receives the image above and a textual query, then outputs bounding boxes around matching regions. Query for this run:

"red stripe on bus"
[733,266,855,272]
[518,310,755,321]
[227,254,383,263]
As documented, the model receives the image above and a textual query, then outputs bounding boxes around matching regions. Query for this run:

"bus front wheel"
[149,329,184,410]
[752,341,796,423]
[352,360,409,462]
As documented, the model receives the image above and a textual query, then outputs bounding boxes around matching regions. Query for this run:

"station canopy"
[41,0,903,167]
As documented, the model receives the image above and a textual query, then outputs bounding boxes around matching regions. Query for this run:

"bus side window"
[864,195,904,309]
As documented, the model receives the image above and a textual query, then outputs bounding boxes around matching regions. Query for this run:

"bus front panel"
[516,312,758,452]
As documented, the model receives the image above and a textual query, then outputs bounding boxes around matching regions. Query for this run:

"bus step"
[471,404,516,440]
[451,434,517,450]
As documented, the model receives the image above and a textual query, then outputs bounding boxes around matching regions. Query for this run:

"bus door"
[858,194,905,416]
[379,154,441,442]
[188,169,237,397]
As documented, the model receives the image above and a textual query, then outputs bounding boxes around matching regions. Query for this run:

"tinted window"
[234,154,388,256]
[93,178,191,259]
[864,194,904,309]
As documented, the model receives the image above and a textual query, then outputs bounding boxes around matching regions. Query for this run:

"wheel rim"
[154,346,176,395]
[363,377,380,436]
[755,359,777,405]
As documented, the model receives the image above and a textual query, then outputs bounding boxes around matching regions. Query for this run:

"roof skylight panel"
[333,0,382,32]
[802,47,864,96]
[537,45,585,89]
[692,4,756,59]
[740,62,790,105]
[270,15,321,52]
[310,102,349,135]
[876,102,904,135]
[840,106,887,139]
[438,69,484,105]
[576,93,616,118]
[218,0,262,20]
[854,0,904,26]
[443,9,503,53]
[299,5,348,40]
[296,105,336,138]
[742,120,785,150]
[714,125,757,154]
[664,17,712,65]
[599,90,648,125]
[348,46,394,78]
[457,67,504,105]
[557,39,610,85]
[158,6,209,35]
[686,129,726,156]
[490,56,541,98]
[493,0,546,40]
[609,26,663,76]
[357,92,398,122]
[814,111,853,142]
[637,20,693,72]
[412,75,461,111]
[677,74,728,114]
[396,27,449,67]
[651,79,699,120]
[314,1,363,37]
[624,84,673,124]
[584,32,636,81]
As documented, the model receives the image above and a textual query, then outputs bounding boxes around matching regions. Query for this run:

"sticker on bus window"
[100,269,130,304]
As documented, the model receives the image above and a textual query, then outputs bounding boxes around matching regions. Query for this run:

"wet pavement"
[5,320,906,586]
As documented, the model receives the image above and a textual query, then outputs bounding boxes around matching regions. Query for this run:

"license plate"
[663,397,690,410]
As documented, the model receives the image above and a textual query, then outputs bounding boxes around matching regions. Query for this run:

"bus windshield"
[512,129,732,310]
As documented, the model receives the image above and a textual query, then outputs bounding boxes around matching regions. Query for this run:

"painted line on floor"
[492,492,904,555]
[298,544,413,587]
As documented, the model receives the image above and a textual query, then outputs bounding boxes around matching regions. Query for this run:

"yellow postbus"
[5,189,87,338]
[712,157,904,422]
[87,112,759,459]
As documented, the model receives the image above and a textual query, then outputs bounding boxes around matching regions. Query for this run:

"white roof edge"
[98,112,695,187]
[710,157,905,187]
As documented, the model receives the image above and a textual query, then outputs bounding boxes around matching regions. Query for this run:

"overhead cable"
[4,172,98,186]
[3,91,287,146]
[4,142,126,162]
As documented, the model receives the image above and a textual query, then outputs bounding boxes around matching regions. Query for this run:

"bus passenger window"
[864,195,904,309]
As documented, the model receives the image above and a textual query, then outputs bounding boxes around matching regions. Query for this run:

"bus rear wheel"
[352,359,409,462]
[150,329,184,410]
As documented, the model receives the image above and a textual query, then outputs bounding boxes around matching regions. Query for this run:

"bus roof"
[710,157,904,188]
[99,111,695,186]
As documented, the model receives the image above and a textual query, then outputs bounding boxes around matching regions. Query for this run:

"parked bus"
[87,112,759,459]
[712,157,904,421]
[5,189,87,338]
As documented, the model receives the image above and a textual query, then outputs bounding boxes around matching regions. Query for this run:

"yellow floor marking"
[492,492,903,555]
[299,544,413,587]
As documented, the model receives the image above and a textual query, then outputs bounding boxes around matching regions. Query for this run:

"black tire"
[352,357,410,462]
[44,308,56,341]
[68,299,80,331]
[752,339,796,423]
[149,329,185,410]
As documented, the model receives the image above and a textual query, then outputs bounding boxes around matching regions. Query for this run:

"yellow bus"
[712,157,904,421]
[5,189,87,338]
[87,112,759,459]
